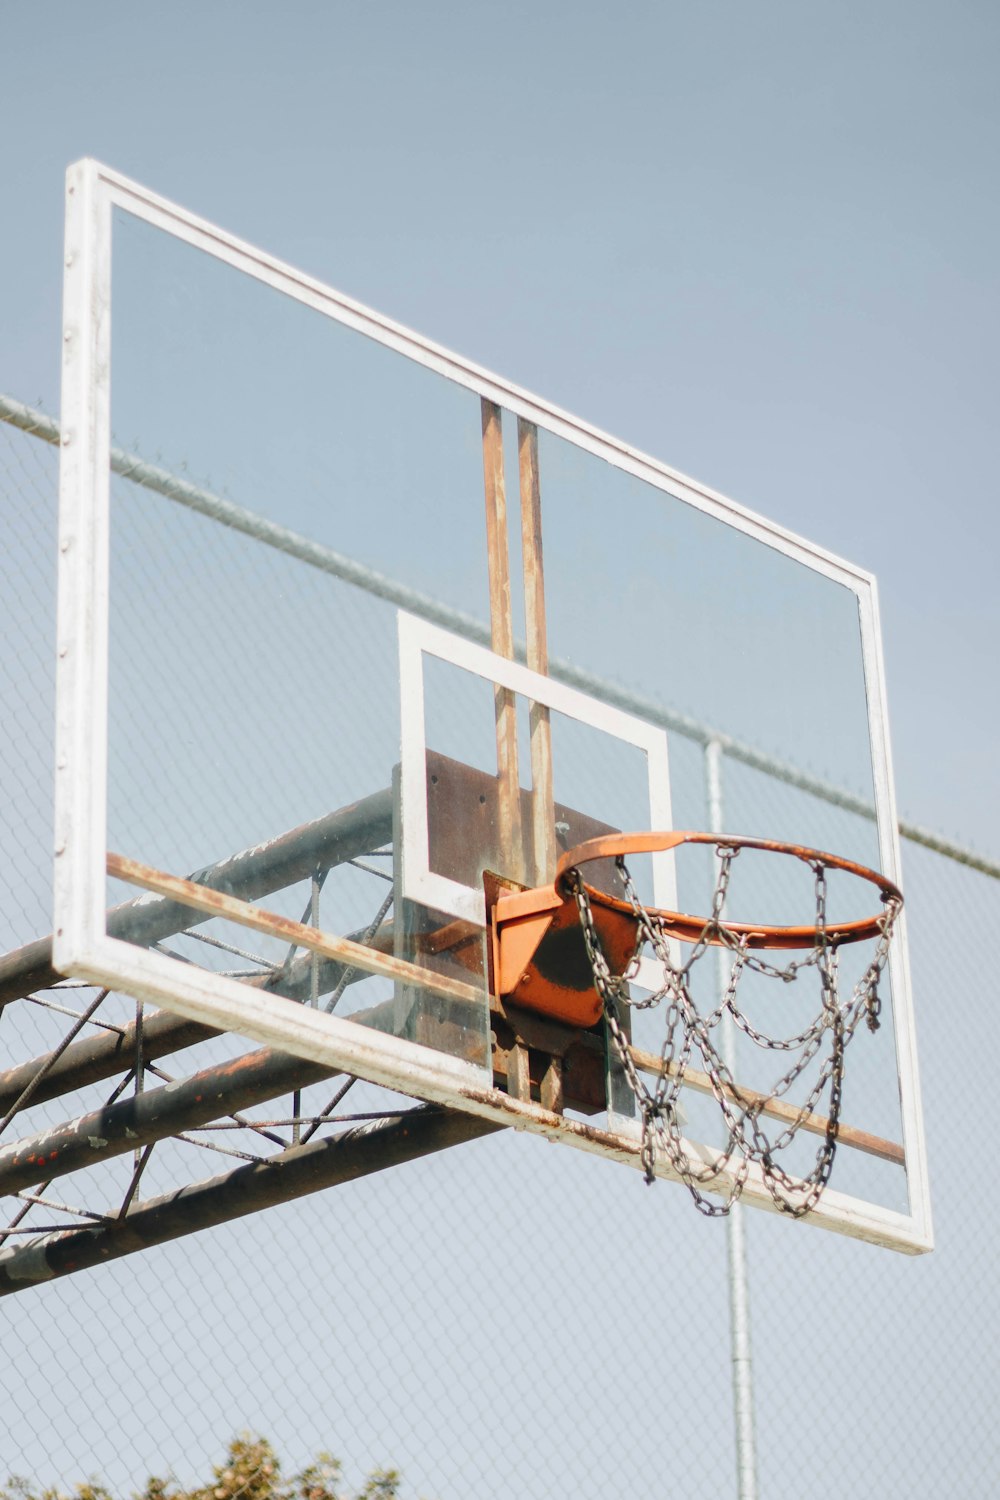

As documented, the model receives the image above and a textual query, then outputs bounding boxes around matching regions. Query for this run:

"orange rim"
[555,831,903,950]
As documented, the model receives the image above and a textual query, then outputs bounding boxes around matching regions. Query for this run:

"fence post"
[705,738,759,1500]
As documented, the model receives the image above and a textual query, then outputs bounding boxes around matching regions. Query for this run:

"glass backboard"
[53,159,930,1251]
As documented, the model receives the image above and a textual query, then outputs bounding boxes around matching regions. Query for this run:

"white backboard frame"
[53,158,932,1253]
[398,612,675,932]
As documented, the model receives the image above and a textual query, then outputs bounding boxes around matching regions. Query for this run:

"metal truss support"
[0,1043,343,1197]
[0,1108,500,1296]
[0,786,393,1007]
[0,1010,217,1116]
[0,935,394,1118]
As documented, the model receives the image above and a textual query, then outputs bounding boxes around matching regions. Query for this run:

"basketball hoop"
[491,832,903,1217]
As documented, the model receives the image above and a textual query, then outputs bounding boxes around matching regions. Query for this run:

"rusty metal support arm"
[0,1043,347,1198]
[0,1108,500,1296]
[0,1010,217,1117]
[0,787,393,1008]
[0,920,396,1116]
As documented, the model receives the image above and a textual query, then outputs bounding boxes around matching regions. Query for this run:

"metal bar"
[518,417,556,887]
[323,889,394,1014]
[13,1193,111,1223]
[117,1143,154,1219]
[0,786,393,1007]
[628,1043,903,1166]
[105,788,395,950]
[132,998,145,1168]
[20,994,123,1031]
[173,1132,267,1165]
[506,1045,532,1104]
[0,1108,500,1296]
[0,1179,54,1245]
[706,738,759,1500]
[0,989,109,1137]
[0,393,61,443]
[55,161,111,967]
[107,853,483,1009]
[299,1075,356,1145]
[3,392,994,878]
[482,398,524,881]
[0,924,397,1118]
[309,874,321,1007]
[482,400,528,1094]
[0,1043,341,1197]
[0,1010,219,1115]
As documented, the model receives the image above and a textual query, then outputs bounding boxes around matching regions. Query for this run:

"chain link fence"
[1,405,996,1498]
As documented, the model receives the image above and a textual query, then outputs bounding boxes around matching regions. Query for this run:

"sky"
[1,5,999,1496]
[0,0,997,858]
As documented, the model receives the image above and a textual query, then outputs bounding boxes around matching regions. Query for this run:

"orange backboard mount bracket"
[484,869,639,1029]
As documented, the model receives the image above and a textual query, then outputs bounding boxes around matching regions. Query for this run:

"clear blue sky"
[1,0,997,855]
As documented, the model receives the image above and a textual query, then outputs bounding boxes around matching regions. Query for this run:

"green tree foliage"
[0,1435,401,1500]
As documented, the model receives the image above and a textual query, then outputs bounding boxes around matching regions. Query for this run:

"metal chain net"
[569,846,901,1217]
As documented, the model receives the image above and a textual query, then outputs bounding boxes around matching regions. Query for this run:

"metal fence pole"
[705,738,759,1500]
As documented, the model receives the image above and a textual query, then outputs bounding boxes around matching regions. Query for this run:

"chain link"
[568,850,902,1218]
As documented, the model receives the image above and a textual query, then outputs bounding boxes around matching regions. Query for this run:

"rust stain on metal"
[517,416,556,887]
[481,398,524,882]
[107,852,482,1007]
